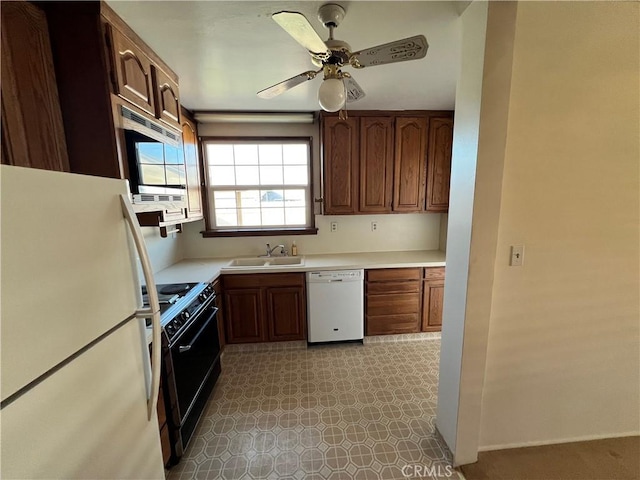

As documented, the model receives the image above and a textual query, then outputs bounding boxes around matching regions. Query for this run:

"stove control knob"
[166,325,176,334]
[174,318,183,327]
[184,311,190,319]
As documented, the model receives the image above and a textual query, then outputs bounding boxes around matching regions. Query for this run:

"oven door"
[169,300,220,422]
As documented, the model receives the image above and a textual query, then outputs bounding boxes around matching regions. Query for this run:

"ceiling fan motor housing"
[318,3,346,28]
[312,39,352,67]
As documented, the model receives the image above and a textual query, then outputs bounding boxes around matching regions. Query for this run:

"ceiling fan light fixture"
[318,78,346,112]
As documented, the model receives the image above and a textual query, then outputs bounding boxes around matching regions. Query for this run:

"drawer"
[366,314,421,335]
[366,293,421,316]
[366,268,422,282]
[366,281,420,295]
[424,267,445,280]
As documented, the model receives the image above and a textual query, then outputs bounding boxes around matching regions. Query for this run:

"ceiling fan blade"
[351,35,428,68]
[272,11,331,58]
[257,70,320,99]
[345,76,366,103]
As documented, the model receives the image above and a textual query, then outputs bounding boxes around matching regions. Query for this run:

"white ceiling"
[107,1,464,112]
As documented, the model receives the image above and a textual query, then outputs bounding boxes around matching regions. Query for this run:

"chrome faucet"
[263,243,287,257]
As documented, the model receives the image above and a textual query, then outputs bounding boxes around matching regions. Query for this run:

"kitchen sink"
[268,257,304,265]
[227,258,269,267]
[225,256,305,268]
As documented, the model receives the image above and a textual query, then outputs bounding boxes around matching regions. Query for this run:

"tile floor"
[167,337,460,480]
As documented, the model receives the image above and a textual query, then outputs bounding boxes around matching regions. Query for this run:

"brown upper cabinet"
[393,117,428,212]
[181,108,204,221]
[153,67,181,130]
[108,25,155,116]
[360,117,394,213]
[426,117,454,212]
[321,111,453,215]
[1,2,69,172]
[43,2,182,179]
[322,116,359,214]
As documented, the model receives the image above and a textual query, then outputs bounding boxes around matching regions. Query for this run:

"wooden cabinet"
[265,287,307,341]
[1,1,69,172]
[222,273,306,344]
[365,268,422,335]
[360,117,394,213]
[321,111,452,215]
[365,267,446,335]
[322,116,359,214]
[153,67,181,130]
[108,25,155,116]
[181,108,204,220]
[224,288,264,343]
[393,117,428,212]
[426,118,454,212]
[422,267,445,332]
[43,2,182,180]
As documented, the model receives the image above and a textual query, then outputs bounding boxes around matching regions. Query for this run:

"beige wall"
[475,1,640,450]
[181,121,442,257]
[181,213,441,258]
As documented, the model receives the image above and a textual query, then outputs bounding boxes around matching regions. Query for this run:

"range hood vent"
[120,106,180,146]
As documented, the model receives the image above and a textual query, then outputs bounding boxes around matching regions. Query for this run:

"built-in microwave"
[120,105,187,212]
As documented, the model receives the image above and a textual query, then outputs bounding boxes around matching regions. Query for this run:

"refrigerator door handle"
[120,194,161,421]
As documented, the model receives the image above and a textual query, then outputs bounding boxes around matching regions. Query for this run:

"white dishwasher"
[307,270,364,344]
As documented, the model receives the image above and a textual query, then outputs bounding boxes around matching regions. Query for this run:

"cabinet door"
[393,117,428,212]
[153,67,180,129]
[422,279,444,332]
[360,117,394,213]
[426,117,453,212]
[109,26,155,115]
[323,116,359,214]
[181,112,203,220]
[224,289,264,343]
[265,286,306,341]
[1,2,69,172]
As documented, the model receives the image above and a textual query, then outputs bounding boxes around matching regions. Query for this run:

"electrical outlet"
[371,221,378,232]
[330,221,338,232]
[510,245,524,266]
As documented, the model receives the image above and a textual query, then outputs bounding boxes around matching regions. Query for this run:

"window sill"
[201,227,319,238]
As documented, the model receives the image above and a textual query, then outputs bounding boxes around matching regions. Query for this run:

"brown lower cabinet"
[365,267,445,335]
[422,267,445,332]
[222,273,306,343]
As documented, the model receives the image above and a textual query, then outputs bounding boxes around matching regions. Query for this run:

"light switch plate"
[510,245,524,266]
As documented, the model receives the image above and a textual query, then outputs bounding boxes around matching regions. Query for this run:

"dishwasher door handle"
[329,279,343,282]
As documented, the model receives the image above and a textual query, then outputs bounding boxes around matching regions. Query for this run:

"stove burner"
[159,284,191,295]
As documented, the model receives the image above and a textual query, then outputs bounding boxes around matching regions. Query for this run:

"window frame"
[200,136,318,237]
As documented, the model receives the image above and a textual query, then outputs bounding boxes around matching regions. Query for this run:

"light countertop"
[153,250,446,285]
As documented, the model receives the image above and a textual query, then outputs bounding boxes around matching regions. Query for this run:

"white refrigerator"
[0,165,165,479]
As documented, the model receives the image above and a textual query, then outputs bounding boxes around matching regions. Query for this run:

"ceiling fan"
[257,3,429,112]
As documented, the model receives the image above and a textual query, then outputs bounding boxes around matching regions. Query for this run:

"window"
[202,138,316,236]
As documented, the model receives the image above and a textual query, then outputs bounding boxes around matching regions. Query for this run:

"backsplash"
[180,213,442,258]
[142,227,184,272]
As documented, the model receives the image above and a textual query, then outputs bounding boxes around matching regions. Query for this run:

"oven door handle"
[177,307,218,354]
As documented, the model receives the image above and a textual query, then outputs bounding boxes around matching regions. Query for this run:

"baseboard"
[478,430,640,452]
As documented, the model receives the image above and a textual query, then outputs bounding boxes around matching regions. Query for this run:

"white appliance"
[307,269,364,343]
[0,165,165,479]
